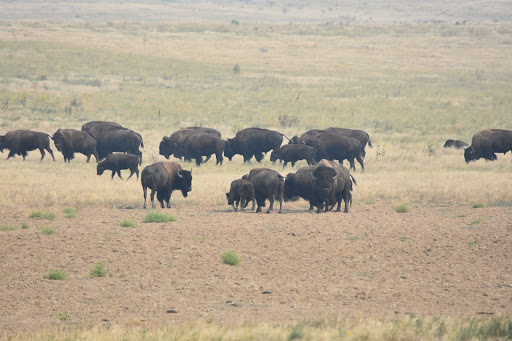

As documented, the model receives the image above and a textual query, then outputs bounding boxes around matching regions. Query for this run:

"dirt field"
[1,202,511,333]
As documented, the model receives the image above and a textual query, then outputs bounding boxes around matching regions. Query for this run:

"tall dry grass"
[0,21,511,208]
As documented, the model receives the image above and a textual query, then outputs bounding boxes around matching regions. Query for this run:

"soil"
[0,202,511,333]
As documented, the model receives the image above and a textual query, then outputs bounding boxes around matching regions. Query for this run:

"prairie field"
[0,0,512,339]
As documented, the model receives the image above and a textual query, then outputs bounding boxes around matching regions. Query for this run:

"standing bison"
[0,130,55,161]
[464,129,512,163]
[270,144,316,167]
[174,134,225,166]
[141,161,192,209]
[52,128,98,162]
[81,121,143,164]
[97,153,140,180]
[242,168,284,213]
[159,127,221,160]
[306,133,364,171]
[224,128,286,163]
[324,127,372,158]
[226,179,256,212]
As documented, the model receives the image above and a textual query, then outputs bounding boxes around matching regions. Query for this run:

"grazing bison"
[324,127,372,158]
[141,161,192,209]
[444,139,469,150]
[81,121,144,164]
[159,127,221,160]
[270,144,316,167]
[464,129,512,163]
[224,128,286,163]
[226,179,256,212]
[0,130,55,161]
[242,168,284,213]
[306,133,364,171]
[174,134,225,166]
[52,128,98,162]
[97,153,140,180]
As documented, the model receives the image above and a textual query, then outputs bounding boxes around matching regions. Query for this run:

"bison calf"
[97,153,140,180]
[226,179,256,212]
[270,144,316,167]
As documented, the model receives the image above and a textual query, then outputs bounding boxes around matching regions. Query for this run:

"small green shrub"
[471,201,485,208]
[57,312,71,321]
[21,222,29,229]
[63,207,77,218]
[221,251,240,266]
[45,269,68,280]
[394,202,410,213]
[30,210,56,220]
[89,262,107,278]
[41,226,56,235]
[143,211,177,223]
[0,225,17,231]
[120,219,137,227]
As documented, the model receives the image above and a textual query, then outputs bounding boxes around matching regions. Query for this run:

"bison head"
[269,150,279,163]
[464,146,478,163]
[159,138,174,159]
[288,136,299,144]
[96,162,106,175]
[312,166,337,201]
[175,169,192,197]
[283,173,299,201]
[444,139,454,148]
[223,139,236,161]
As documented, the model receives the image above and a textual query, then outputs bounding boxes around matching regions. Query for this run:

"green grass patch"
[471,201,485,208]
[41,226,56,235]
[45,269,68,280]
[89,262,107,278]
[21,222,30,229]
[62,207,77,218]
[221,251,240,266]
[394,202,410,213]
[57,312,71,321]
[0,225,17,231]
[468,241,478,247]
[120,219,137,227]
[30,210,56,220]
[143,211,177,223]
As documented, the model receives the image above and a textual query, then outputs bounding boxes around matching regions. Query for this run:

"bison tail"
[281,133,290,141]
[47,134,53,140]
[368,136,373,148]
[350,174,357,186]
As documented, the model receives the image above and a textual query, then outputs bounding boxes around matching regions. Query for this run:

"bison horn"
[177,171,183,178]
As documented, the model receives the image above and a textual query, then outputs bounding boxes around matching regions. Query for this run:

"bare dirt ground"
[0,202,511,333]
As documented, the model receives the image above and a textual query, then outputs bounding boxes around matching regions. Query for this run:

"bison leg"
[266,197,274,214]
[117,170,124,180]
[127,169,135,180]
[204,155,212,163]
[243,154,252,163]
[39,148,46,160]
[255,153,264,163]
[195,156,203,166]
[291,161,296,167]
[356,155,364,172]
[348,158,356,171]
[251,199,256,211]
[134,168,139,180]
[93,151,99,163]
[235,199,240,212]
[215,153,223,166]
[45,146,55,161]
[7,151,16,160]
[283,161,288,168]
[111,171,116,179]
[143,186,148,209]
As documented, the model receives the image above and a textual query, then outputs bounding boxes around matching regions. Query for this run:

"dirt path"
[0,203,511,332]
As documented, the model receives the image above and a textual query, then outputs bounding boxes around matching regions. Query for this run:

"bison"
[242,168,284,213]
[270,144,316,167]
[464,129,512,163]
[327,160,356,213]
[141,161,192,209]
[174,134,225,166]
[444,139,469,149]
[97,153,140,180]
[324,127,372,158]
[226,179,256,212]
[52,128,98,162]
[306,133,364,171]
[310,160,339,213]
[159,127,221,160]
[288,129,327,145]
[81,121,144,164]
[0,130,55,161]
[284,165,317,211]
[224,128,286,163]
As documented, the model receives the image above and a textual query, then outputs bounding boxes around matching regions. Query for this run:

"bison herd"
[1,122,511,212]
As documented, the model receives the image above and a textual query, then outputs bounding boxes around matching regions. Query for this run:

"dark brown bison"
[159,127,221,160]
[224,128,286,163]
[311,160,339,213]
[97,153,140,180]
[141,161,192,209]
[242,168,284,213]
[306,133,364,171]
[464,129,512,163]
[327,160,356,213]
[288,129,327,145]
[81,121,144,164]
[444,139,469,149]
[324,127,372,158]
[270,144,316,167]
[0,130,55,161]
[52,128,98,162]
[174,134,225,166]
[284,165,317,211]
[226,179,256,212]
